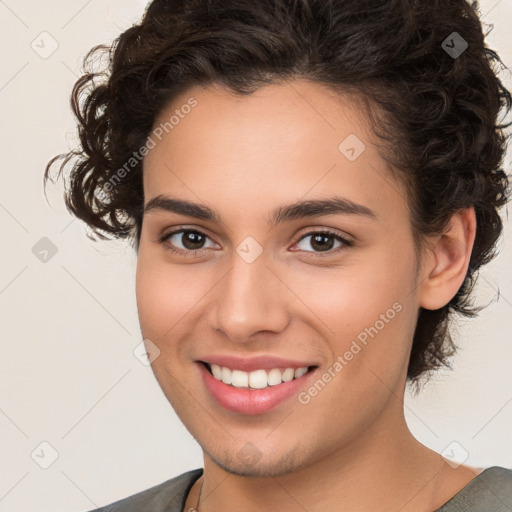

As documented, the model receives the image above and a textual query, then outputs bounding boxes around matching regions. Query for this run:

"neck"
[193,405,464,512]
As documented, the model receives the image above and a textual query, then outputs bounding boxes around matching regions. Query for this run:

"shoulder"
[81,468,203,512]
[435,466,512,511]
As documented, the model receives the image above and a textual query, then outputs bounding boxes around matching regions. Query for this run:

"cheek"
[284,247,417,381]
[135,261,171,336]
[135,251,200,341]
[289,252,414,335]
[135,252,205,405]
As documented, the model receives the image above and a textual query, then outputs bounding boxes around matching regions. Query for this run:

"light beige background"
[0,1,511,511]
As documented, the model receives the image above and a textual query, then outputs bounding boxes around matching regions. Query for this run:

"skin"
[136,79,480,512]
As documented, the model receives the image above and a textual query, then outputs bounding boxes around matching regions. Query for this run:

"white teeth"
[211,363,222,380]
[221,366,232,385]
[248,369,268,389]
[208,364,310,389]
[281,368,295,382]
[231,369,249,388]
[294,367,308,378]
[267,368,282,386]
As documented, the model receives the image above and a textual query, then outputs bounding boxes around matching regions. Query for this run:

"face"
[136,79,423,477]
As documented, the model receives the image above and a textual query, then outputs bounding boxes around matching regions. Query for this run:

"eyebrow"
[144,195,377,226]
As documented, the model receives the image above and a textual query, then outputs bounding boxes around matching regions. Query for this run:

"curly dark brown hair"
[44,0,511,384]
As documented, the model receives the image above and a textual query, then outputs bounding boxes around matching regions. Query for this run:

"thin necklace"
[187,477,204,512]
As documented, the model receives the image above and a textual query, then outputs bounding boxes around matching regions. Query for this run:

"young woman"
[45,0,512,510]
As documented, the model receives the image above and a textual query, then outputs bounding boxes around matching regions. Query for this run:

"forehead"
[143,79,408,226]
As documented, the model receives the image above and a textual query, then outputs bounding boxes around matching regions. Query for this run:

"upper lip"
[198,355,317,372]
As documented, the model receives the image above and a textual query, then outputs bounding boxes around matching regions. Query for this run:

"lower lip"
[198,363,316,415]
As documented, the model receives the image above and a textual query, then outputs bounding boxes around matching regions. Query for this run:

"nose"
[207,252,290,343]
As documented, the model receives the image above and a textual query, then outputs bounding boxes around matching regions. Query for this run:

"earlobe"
[418,208,477,311]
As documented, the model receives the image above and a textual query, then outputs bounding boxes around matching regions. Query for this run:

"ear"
[418,207,477,310]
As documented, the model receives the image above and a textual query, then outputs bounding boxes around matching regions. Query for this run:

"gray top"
[84,466,512,512]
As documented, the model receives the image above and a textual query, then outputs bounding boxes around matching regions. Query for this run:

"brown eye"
[292,230,353,255]
[177,231,206,250]
[160,229,218,254]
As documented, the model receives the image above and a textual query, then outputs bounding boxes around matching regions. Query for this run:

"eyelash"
[158,227,353,258]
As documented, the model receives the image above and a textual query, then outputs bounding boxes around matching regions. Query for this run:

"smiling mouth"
[200,361,317,390]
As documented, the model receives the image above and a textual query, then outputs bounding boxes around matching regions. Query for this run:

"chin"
[207,445,306,477]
